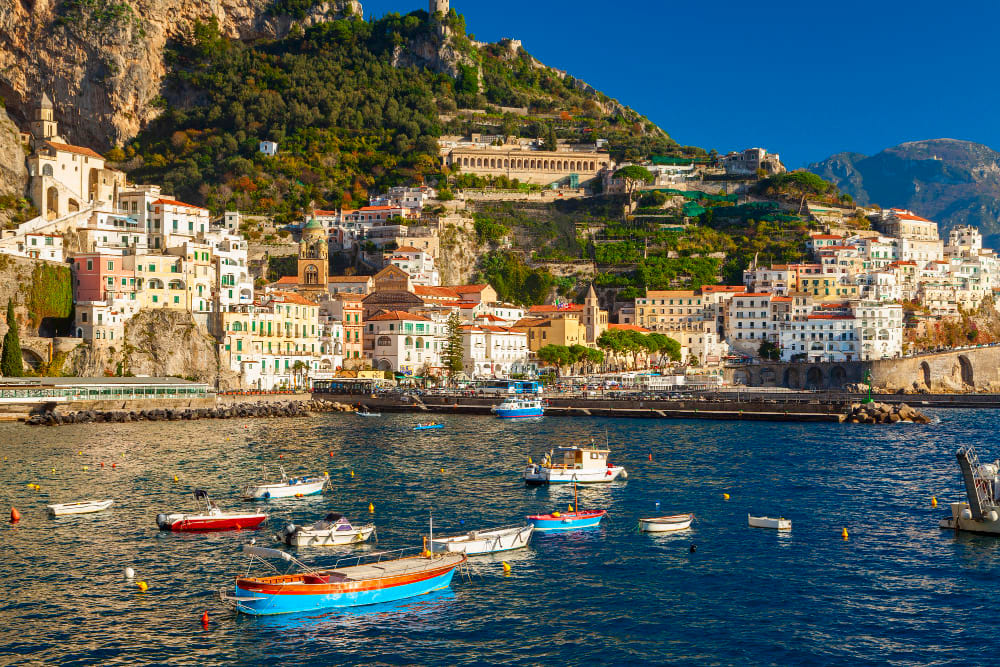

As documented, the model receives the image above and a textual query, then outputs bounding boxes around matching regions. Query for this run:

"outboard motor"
[281,523,298,545]
[156,513,170,530]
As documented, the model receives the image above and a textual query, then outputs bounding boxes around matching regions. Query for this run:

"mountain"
[808,139,1000,246]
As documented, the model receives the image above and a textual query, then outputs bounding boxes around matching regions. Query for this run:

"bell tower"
[30,93,59,142]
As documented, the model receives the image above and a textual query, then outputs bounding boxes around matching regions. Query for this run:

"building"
[461,324,530,377]
[721,148,785,176]
[515,313,585,352]
[297,218,329,292]
[364,310,443,375]
[582,285,608,345]
[327,275,373,296]
[438,134,612,186]
[386,246,440,286]
[322,293,365,368]
[259,141,278,156]
[878,208,939,241]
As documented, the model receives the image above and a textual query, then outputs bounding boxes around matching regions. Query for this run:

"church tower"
[583,284,607,344]
[30,93,59,142]
[297,217,329,290]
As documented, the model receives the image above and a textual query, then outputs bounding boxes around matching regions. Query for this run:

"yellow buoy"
[552,511,561,518]
[568,504,574,512]
[842,527,849,540]
[528,456,533,464]
[78,451,82,455]
[137,581,148,592]
[440,468,445,474]
[350,471,355,478]
[723,493,730,501]
[51,468,56,473]
[931,496,938,508]
[173,475,179,483]
[502,561,511,574]
[368,502,374,513]
[83,466,88,471]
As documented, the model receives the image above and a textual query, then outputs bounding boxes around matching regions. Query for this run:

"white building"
[386,246,440,286]
[461,324,529,377]
[259,141,278,156]
[725,292,777,352]
[364,310,444,376]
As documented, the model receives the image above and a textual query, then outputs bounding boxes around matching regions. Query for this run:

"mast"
[429,512,434,558]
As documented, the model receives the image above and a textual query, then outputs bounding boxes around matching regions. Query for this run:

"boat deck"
[244,553,464,585]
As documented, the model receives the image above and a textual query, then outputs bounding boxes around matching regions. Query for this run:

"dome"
[302,217,325,240]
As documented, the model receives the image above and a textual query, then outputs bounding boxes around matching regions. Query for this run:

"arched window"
[405,336,413,347]
[416,337,424,349]
[304,264,318,285]
[42,164,53,177]
[232,321,242,332]
[377,336,391,347]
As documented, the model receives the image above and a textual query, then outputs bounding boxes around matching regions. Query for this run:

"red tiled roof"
[313,209,339,216]
[810,234,843,240]
[359,206,397,211]
[368,310,431,322]
[772,296,792,302]
[732,293,773,298]
[273,276,299,285]
[153,198,206,211]
[645,290,696,298]
[481,325,517,333]
[414,285,461,299]
[891,210,933,222]
[528,304,584,313]
[328,276,370,283]
[395,246,421,253]
[271,291,318,307]
[512,317,549,328]
[452,284,489,294]
[44,141,103,159]
[699,285,744,293]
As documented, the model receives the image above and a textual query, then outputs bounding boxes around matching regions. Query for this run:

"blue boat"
[414,422,444,430]
[491,397,544,418]
[526,509,607,532]
[221,546,466,616]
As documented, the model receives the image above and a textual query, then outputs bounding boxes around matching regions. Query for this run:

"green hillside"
[118,10,688,224]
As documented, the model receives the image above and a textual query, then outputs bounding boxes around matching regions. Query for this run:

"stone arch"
[304,264,318,285]
[376,335,391,347]
[959,355,974,386]
[783,367,800,389]
[921,361,931,388]
[556,160,562,170]
[760,367,776,386]
[589,161,595,170]
[167,279,185,290]
[490,158,495,168]
[732,369,749,385]
[830,365,847,387]
[376,358,393,371]
[21,348,44,369]
[45,186,58,219]
[76,327,83,338]
[68,198,80,213]
[806,366,823,389]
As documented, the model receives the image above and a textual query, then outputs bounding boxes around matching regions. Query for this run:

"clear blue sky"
[361,0,996,167]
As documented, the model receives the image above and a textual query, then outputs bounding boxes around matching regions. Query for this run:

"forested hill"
[117,9,695,223]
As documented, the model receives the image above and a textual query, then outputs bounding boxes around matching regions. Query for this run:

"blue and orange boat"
[220,546,466,616]
[526,509,607,532]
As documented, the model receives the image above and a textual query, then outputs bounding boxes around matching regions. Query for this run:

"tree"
[597,329,625,370]
[291,360,309,390]
[758,341,780,361]
[536,344,572,376]
[648,332,681,366]
[613,165,654,204]
[545,123,558,152]
[1,300,22,377]
[568,344,590,374]
[443,312,464,380]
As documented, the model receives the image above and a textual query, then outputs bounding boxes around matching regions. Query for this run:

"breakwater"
[24,398,354,426]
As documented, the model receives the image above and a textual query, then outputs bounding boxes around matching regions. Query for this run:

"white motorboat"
[47,499,114,517]
[429,524,534,555]
[241,466,328,500]
[748,514,791,530]
[524,441,627,484]
[940,445,1000,535]
[279,513,376,547]
[356,409,381,417]
[638,513,694,533]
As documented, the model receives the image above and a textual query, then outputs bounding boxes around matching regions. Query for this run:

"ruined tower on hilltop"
[429,0,449,15]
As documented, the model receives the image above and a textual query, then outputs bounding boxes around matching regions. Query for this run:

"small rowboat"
[356,409,381,417]
[280,513,376,547]
[748,514,791,530]
[220,545,466,616]
[241,466,327,500]
[430,524,534,555]
[638,513,693,533]
[527,510,606,532]
[158,490,267,532]
[414,422,444,430]
[47,499,114,517]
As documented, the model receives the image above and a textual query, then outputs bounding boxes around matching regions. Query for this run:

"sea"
[0,410,994,665]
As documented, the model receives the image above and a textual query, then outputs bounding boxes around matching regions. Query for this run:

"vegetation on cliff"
[1,299,23,377]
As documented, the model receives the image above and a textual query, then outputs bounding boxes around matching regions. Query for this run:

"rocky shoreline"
[845,401,931,424]
[24,399,356,426]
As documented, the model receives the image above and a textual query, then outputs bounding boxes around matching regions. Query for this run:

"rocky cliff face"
[809,139,1000,246]
[65,309,238,386]
[0,0,360,150]
[0,105,28,227]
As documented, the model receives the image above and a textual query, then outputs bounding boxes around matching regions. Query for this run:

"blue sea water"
[0,410,994,665]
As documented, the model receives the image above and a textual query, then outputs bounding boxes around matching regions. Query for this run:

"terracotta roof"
[270,291,319,307]
[528,304,584,313]
[44,141,103,159]
[810,234,843,240]
[512,317,549,328]
[314,209,339,216]
[772,296,792,302]
[476,313,505,322]
[273,276,299,285]
[359,206,397,211]
[699,285,744,293]
[645,290,696,298]
[733,293,773,298]
[890,210,933,222]
[452,284,489,294]
[395,246,422,253]
[368,310,431,322]
[609,323,651,332]
[328,276,371,283]
[153,198,206,211]
[414,285,461,299]
[481,325,518,333]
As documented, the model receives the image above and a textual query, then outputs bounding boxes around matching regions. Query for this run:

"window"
[86,259,93,271]
[107,261,114,271]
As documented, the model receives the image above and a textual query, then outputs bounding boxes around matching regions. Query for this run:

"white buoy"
[125,566,135,579]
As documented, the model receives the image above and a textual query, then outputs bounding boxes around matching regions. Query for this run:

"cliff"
[0,0,361,150]
[64,309,238,386]
[809,139,1000,247]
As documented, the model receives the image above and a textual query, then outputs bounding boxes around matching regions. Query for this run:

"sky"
[360,0,998,167]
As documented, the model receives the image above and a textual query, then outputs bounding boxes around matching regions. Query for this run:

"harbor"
[0,409,992,663]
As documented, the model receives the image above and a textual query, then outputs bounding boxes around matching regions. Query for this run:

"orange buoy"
[112,463,116,469]
[201,611,209,627]
[100,462,105,467]
[279,454,283,459]
[10,507,20,523]
[648,453,652,461]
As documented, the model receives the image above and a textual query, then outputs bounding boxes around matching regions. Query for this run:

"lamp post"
[862,369,874,404]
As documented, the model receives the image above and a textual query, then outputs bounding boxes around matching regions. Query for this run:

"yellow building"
[799,275,859,301]
[515,314,585,352]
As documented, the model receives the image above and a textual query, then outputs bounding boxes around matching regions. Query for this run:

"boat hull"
[748,515,791,530]
[524,465,627,485]
[494,407,543,418]
[242,478,326,500]
[47,500,114,516]
[527,511,606,532]
[639,514,693,533]
[430,525,533,555]
[231,558,462,616]
[414,424,444,430]
[288,526,376,547]
[160,513,268,532]
[939,502,1000,535]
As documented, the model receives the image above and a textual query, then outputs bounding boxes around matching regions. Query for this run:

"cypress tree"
[443,312,464,379]
[1,299,23,377]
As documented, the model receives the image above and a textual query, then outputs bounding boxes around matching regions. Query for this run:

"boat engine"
[280,523,298,545]
[156,513,170,530]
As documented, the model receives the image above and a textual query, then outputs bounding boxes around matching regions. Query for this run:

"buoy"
[568,504,574,512]
[552,511,561,518]
[137,581,148,592]
[723,493,730,501]
[10,507,20,523]
[201,611,209,627]
[528,456,533,464]
[689,544,697,553]
[502,561,511,574]
[51,468,56,473]
[324,472,329,477]
[648,453,652,461]
[295,493,303,498]
[100,462,104,468]
[279,454,283,459]
[440,468,445,474]
[931,496,938,508]
[78,451,82,455]
[330,452,334,457]
[112,463,116,469]
[125,567,135,579]
[368,502,374,513]
[83,466,88,471]
[173,475,179,483]
[842,527,849,540]
[350,471,355,478]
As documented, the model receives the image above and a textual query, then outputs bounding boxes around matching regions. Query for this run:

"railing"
[330,546,432,573]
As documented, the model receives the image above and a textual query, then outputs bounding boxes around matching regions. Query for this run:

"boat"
[220,545,466,616]
[414,422,444,430]
[527,482,607,532]
[356,408,381,417]
[638,513,694,533]
[491,396,544,418]
[157,490,268,532]
[429,524,534,555]
[939,445,1000,535]
[748,514,791,530]
[241,466,328,500]
[47,499,114,517]
[524,440,627,484]
[279,513,376,547]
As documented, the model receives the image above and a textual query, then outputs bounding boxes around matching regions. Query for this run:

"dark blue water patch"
[0,411,994,665]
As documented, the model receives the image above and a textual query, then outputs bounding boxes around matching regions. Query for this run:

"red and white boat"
[157,490,267,532]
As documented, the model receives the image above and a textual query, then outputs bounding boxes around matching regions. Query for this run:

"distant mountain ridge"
[808,138,1000,247]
